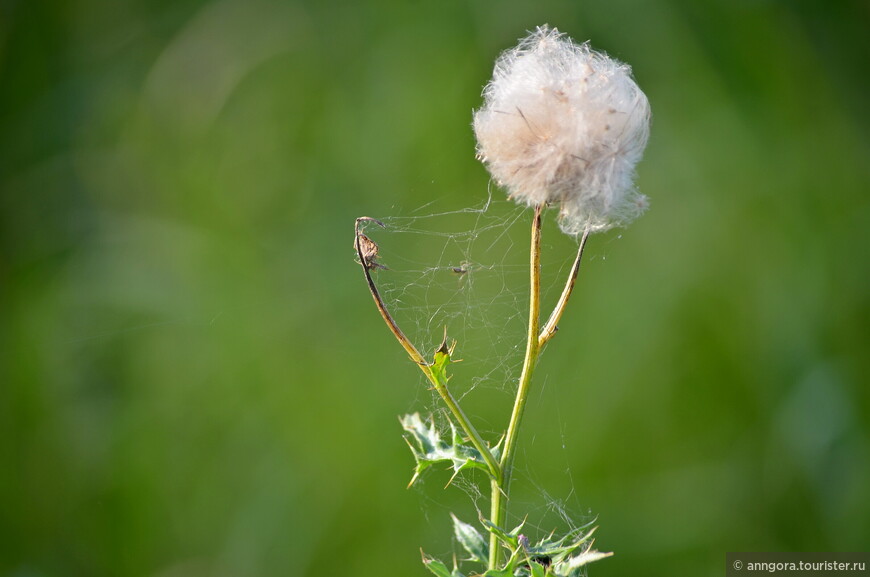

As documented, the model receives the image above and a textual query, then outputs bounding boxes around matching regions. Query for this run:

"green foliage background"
[1,1,868,575]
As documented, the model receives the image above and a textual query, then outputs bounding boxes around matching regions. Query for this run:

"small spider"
[354,217,388,271]
[449,259,473,276]
[354,233,388,271]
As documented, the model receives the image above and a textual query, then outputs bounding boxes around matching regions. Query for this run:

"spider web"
[356,193,602,561]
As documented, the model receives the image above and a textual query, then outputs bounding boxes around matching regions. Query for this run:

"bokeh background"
[2,0,868,576]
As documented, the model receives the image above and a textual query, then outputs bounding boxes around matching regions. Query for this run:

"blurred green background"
[2,0,868,575]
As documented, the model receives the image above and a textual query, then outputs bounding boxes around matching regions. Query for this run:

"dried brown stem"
[538,227,590,348]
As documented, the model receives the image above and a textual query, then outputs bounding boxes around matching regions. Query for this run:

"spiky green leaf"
[478,516,524,552]
[430,335,454,384]
[551,549,612,576]
[400,413,492,486]
[528,560,547,577]
[523,523,598,565]
[421,551,466,577]
[481,569,513,577]
[423,559,453,577]
[450,513,489,564]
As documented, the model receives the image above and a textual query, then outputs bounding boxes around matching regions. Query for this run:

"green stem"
[428,370,501,481]
[354,217,501,480]
[489,205,543,569]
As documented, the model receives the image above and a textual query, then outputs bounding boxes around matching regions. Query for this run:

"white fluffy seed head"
[473,26,651,235]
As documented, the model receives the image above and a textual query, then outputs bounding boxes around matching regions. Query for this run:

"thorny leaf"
[421,551,466,577]
[552,549,613,576]
[481,569,514,577]
[401,413,492,486]
[529,524,597,559]
[451,513,489,565]
[430,329,456,384]
[527,560,547,577]
[509,561,546,577]
[479,515,525,552]
[519,524,611,577]
[474,517,610,577]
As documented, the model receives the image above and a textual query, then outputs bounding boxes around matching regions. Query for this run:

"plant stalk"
[488,204,543,569]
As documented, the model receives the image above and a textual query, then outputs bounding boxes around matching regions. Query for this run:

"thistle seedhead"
[473,25,651,235]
